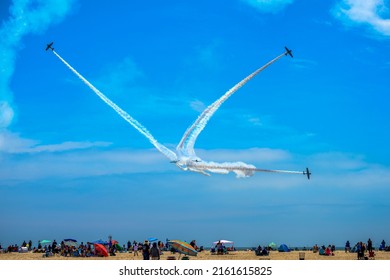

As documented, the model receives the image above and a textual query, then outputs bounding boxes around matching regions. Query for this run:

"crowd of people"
[1,238,389,259]
[308,238,390,259]
[312,244,336,256]
[0,239,201,259]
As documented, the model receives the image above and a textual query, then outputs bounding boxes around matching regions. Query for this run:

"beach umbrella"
[64,239,79,247]
[40,240,51,245]
[148,237,158,243]
[94,243,108,257]
[64,238,77,242]
[268,242,277,250]
[167,240,197,257]
[90,239,108,245]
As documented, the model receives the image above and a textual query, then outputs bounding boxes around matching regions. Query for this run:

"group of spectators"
[0,239,166,258]
[1,240,33,253]
[254,245,270,256]
[345,238,388,259]
[312,244,336,256]
[210,241,235,255]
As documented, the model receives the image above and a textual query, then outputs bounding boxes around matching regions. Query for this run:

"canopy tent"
[213,240,234,246]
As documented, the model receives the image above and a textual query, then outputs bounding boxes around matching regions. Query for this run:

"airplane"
[45,42,54,51]
[303,167,311,180]
[284,46,293,58]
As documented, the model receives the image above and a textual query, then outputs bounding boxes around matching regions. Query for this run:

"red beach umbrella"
[94,243,108,257]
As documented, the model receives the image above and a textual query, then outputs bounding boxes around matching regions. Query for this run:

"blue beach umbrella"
[148,237,158,243]
[90,239,108,245]
[64,238,77,242]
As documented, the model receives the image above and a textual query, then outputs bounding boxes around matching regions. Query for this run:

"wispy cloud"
[333,0,390,37]
[0,148,169,181]
[3,142,390,192]
[0,131,110,154]
[291,58,318,69]
[189,99,206,113]
[0,0,74,129]
[242,0,294,13]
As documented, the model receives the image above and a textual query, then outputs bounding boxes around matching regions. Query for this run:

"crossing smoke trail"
[52,51,177,161]
[51,48,308,178]
[177,52,286,157]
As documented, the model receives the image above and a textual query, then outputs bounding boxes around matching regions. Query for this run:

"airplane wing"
[176,50,288,157]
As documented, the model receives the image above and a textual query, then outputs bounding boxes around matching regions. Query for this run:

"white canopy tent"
[213,240,234,245]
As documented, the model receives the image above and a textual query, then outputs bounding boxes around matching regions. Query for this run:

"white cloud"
[0,130,110,154]
[0,148,169,181]
[291,58,318,69]
[0,101,14,129]
[242,0,294,13]
[243,114,263,126]
[333,0,390,36]
[2,135,390,191]
[0,0,74,128]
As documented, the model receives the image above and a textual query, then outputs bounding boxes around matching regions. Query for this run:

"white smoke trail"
[177,52,287,157]
[188,160,305,178]
[51,49,307,179]
[52,50,177,161]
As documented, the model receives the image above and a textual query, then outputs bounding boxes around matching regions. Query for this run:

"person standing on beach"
[142,241,150,260]
[127,241,131,251]
[133,243,138,256]
[345,241,351,252]
[367,238,373,253]
[150,242,160,260]
[380,240,386,250]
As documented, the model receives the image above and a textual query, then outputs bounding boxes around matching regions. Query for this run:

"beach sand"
[1,250,389,260]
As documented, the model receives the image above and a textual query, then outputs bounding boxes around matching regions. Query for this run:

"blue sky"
[1,0,390,248]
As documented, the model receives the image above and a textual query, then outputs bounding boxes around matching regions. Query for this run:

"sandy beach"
[1,250,389,260]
